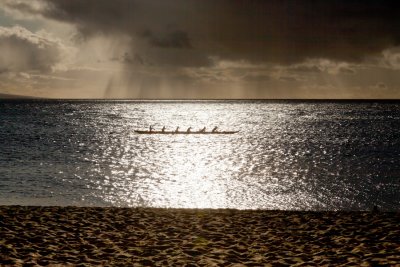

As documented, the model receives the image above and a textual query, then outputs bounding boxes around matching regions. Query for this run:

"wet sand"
[1,206,399,266]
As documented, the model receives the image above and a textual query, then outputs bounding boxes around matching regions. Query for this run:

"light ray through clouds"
[0,0,399,99]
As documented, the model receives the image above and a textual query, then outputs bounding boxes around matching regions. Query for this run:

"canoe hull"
[134,130,238,134]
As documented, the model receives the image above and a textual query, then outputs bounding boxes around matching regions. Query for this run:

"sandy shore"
[0,206,399,266]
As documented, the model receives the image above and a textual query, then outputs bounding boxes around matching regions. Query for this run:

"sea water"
[0,100,399,211]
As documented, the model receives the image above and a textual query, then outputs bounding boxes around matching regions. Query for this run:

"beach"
[1,206,399,266]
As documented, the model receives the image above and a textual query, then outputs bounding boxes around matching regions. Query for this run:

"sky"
[0,0,400,99]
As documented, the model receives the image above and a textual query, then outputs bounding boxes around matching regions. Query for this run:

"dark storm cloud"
[140,30,192,49]
[5,0,400,65]
[121,53,145,65]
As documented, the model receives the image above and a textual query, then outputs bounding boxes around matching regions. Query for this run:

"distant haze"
[0,0,400,99]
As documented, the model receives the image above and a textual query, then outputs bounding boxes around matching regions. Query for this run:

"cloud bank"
[1,0,400,98]
[0,25,66,73]
[5,0,399,65]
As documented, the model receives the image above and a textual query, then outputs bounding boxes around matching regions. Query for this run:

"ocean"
[0,100,399,211]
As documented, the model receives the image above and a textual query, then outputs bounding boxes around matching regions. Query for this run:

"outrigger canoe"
[134,130,238,134]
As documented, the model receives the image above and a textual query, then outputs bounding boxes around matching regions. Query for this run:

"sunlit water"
[0,100,399,211]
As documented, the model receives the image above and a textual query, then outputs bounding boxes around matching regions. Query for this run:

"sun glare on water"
[153,135,230,209]
[87,102,242,208]
[81,102,334,210]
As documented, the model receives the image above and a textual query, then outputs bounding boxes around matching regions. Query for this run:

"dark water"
[0,100,399,211]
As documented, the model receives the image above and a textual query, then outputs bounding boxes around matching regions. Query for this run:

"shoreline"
[1,206,399,265]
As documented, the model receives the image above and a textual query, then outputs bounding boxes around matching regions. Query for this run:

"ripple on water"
[0,100,399,210]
